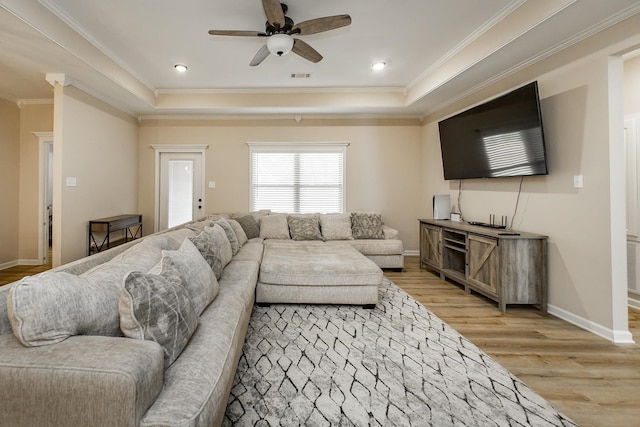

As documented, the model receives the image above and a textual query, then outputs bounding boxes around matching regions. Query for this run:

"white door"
[159,152,204,230]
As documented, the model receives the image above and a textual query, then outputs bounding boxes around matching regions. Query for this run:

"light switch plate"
[208,181,216,188]
[573,175,583,188]
[66,177,77,187]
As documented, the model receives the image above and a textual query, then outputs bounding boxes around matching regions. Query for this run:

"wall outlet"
[573,175,584,188]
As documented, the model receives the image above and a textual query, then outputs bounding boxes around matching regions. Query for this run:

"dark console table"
[419,219,547,312]
[88,214,142,255]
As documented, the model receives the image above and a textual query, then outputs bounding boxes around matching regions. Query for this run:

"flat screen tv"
[438,81,548,180]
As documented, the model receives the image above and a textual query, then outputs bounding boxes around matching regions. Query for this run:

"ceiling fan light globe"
[267,34,294,56]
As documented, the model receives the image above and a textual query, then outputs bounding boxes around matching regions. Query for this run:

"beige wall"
[0,99,20,267]
[53,85,139,266]
[420,33,640,338]
[18,103,53,262]
[624,54,640,115]
[138,118,423,251]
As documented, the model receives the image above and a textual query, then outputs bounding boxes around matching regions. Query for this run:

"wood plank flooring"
[2,255,639,426]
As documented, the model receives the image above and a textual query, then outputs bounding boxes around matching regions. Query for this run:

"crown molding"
[154,86,406,96]
[17,98,54,108]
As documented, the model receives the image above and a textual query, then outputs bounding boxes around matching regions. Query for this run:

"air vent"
[290,73,311,79]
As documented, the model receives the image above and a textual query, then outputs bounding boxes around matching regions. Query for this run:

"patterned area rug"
[223,279,577,427]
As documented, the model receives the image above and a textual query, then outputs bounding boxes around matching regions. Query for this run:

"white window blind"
[249,142,348,214]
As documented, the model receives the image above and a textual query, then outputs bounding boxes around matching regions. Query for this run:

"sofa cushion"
[120,265,198,369]
[319,213,353,240]
[7,272,121,347]
[158,238,219,316]
[351,211,385,239]
[216,218,239,255]
[228,218,248,247]
[188,224,232,280]
[288,214,323,241]
[235,214,260,239]
[259,214,290,239]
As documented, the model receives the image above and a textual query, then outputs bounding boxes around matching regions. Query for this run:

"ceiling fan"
[208,0,351,66]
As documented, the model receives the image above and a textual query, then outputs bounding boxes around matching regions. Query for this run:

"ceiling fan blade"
[291,15,351,35]
[262,0,285,28]
[208,30,265,37]
[291,39,322,63]
[250,44,270,66]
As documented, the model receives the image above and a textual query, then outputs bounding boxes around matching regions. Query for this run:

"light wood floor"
[2,256,639,426]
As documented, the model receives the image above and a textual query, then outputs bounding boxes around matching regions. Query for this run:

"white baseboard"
[0,259,42,271]
[404,250,419,256]
[18,259,41,266]
[0,260,18,270]
[629,296,640,310]
[548,304,635,344]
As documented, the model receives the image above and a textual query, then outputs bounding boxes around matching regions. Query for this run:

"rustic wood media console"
[419,219,547,312]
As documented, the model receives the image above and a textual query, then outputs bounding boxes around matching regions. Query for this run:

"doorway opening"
[35,131,53,266]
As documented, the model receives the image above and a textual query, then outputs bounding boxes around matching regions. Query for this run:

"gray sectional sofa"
[0,211,403,427]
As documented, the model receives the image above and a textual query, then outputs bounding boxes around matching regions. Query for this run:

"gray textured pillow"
[205,224,233,274]
[351,212,385,239]
[7,272,121,347]
[259,214,291,239]
[288,215,323,241]
[319,213,353,240]
[159,238,219,316]
[120,265,198,369]
[188,224,232,279]
[236,215,260,239]
[216,218,239,255]
[228,219,248,247]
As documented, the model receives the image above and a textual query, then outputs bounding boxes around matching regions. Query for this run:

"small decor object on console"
[450,212,461,222]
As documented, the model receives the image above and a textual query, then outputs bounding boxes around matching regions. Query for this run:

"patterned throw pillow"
[235,215,260,239]
[159,238,219,316]
[259,214,291,239]
[188,224,231,279]
[319,213,353,240]
[351,212,385,239]
[288,215,323,241]
[216,218,239,255]
[119,265,198,369]
[228,219,248,247]
[7,272,122,347]
[205,224,233,274]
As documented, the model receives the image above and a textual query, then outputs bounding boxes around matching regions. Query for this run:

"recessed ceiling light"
[174,64,188,72]
[371,61,386,71]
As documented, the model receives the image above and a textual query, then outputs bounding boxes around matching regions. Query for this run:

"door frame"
[151,144,208,233]
[35,131,54,265]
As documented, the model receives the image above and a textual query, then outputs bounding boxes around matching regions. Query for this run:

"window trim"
[247,141,349,213]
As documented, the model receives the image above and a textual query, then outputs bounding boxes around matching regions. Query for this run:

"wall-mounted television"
[438,81,548,180]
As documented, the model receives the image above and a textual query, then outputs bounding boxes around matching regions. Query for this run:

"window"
[249,142,348,213]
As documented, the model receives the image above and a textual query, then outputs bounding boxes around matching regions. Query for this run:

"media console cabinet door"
[467,234,499,296]
[420,223,442,269]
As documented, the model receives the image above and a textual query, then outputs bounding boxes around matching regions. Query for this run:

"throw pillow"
[228,219,248,247]
[188,224,232,279]
[159,238,219,316]
[120,266,198,369]
[351,211,385,239]
[288,214,323,241]
[7,272,121,347]
[259,214,291,239]
[216,218,239,255]
[235,214,260,239]
[186,219,214,233]
[319,213,354,240]
[205,224,233,274]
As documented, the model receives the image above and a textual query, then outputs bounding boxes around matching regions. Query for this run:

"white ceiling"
[1,0,640,119]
